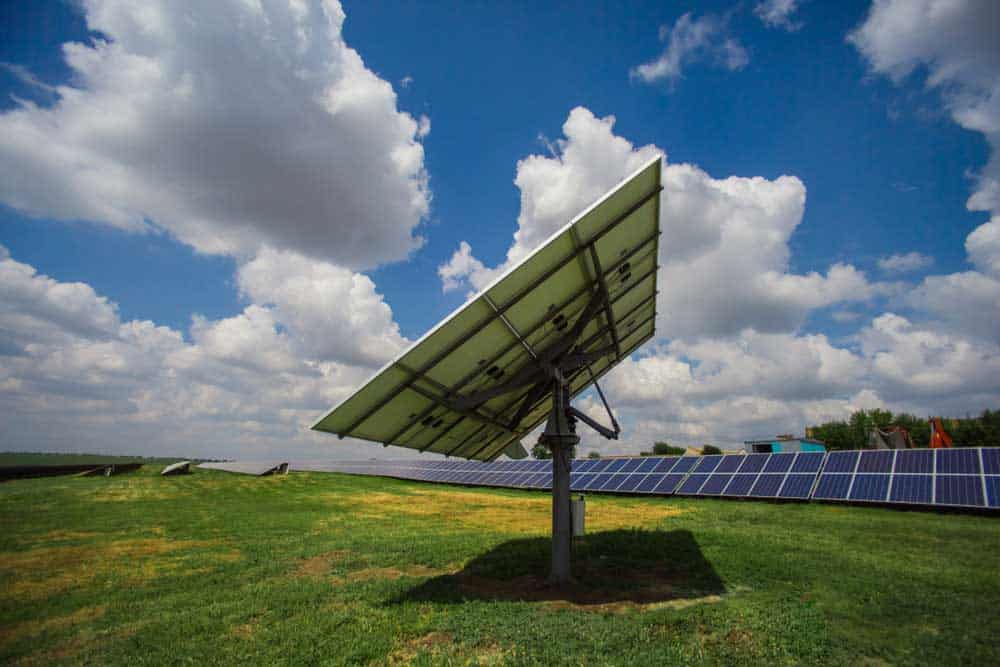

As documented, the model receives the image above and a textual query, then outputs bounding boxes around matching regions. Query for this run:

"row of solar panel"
[295,448,1000,510]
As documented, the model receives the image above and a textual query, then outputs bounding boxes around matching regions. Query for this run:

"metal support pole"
[538,380,579,586]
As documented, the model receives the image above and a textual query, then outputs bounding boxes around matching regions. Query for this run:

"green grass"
[1,463,999,665]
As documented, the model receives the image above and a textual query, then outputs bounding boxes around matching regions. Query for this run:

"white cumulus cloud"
[754,0,804,32]
[0,0,430,269]
[877,251,934,273]
[631,11,749,86]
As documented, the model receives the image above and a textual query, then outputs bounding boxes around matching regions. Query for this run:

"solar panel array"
[198,461,289,476]
[292,448,1000,512]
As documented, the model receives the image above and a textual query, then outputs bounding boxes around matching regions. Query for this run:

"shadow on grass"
[390,529,724,608]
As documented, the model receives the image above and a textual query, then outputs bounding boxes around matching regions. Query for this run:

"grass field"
[2,458,999,665]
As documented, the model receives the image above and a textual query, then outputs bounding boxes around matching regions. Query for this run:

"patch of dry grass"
[0,605,106,647]
[291,550,351,578]
[324,487,689,535]
[333,564,452,584]
[0,538,241,600]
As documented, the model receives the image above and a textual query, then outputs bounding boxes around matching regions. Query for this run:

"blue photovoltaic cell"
[517,473,537,488]
[604,459,628,473]
[723,474,756,496]
[791,452,825,473]
[763,453,795,473]
[985,476,1000,508]
[936,449,981,475]
[588,459,613,473]
[619,459,644,473]
[635,474,662,493]
[749,474,785,497]
[849,474,890,501]
[532,460,550,471]
[634,474,660,492]
[823,451,859,474]
[671,457,698,473]
[648,457,675,473]
[715,456,744,473]
[522,473,543,487]
[699,474,733,495]
[616,474,645,492]
[570,473,591,490]
[890,475,933,504]
[510,472,532,486]
[636,457,663,473]
[677,474,709,494]
[857,450,894,473]
[588,473,613,490]
[780,474,817,498]
[813,474,852,500]
[652,473,685,494]
[693,456,722,474]
[598,475,626,491]
[982,449,1000,475]
[894,450,933,474]
[738,454,769,474]
[935,476,984,506]
[508,473,528,487]
[572,460,597,473]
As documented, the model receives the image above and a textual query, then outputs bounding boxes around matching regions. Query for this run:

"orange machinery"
[929,417,953,448]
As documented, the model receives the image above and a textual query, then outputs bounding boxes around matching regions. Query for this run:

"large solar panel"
[312,157,662,460]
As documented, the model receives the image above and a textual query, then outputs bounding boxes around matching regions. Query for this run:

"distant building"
[744,436,826,454]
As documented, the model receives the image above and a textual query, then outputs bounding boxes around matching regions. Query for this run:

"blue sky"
[0,0,998,459]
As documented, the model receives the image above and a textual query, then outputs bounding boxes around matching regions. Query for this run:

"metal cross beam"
[335,184,662,439]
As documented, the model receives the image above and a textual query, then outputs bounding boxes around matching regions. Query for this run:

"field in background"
[0,452,192,467]
[1,460,999,664]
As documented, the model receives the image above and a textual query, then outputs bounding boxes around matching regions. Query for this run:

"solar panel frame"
[312,157,663,461]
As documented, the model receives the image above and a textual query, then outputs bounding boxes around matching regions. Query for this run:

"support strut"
[538,380,579,586]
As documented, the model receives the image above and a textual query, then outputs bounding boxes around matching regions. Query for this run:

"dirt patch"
[0,538,241,600]
[326,488,688,534]
[334,564,452,584]
[0,605,107,646]
[386,631,453,665]
[292,550,351,578]
[229,615,263,640]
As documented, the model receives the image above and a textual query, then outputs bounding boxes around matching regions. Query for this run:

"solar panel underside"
[312,157,663,461]
[287,449,999,513]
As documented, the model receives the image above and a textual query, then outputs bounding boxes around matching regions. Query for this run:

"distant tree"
[587,451,601,459]
[531,443,576,459]
[653,441,685,456]
[702,444,722,455]
[639,451,652,457]
[806,408,1000,449]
